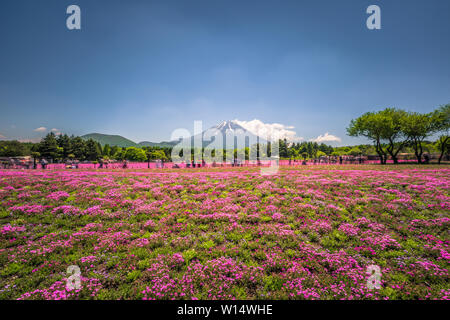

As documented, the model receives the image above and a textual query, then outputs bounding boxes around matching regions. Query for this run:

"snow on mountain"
[176,120,267,148]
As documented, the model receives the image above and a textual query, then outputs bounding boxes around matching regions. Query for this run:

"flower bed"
[0,165,448,300]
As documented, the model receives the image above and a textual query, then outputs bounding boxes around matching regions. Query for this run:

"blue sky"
[0,0,449,145]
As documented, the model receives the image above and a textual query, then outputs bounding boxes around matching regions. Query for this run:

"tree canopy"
[348,104,449,164]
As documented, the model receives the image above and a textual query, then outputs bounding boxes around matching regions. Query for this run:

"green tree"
[436,136,449,164]
[38,133,59,161]
[0,140,29,157]
[244,147,250,161]
[279,139,288,158]
[402,112,436,163]
[348,110,391,164]
[85,139,102,161]
[70,136,86,160]
[316,150,326,158]
[348,108,409,164]
[110,146,121,159]
[57,134,72,159]
[379,108,408,164]
[348,146,362,156]
[433,104,450,164]
[144,148,167,168]
[306,142,314,158]
[150,150,167,161]
[318,143,333,155]
[56,147,64,160]
[124,147,147,162]
[103,144,111,157]
[31,151,40,169]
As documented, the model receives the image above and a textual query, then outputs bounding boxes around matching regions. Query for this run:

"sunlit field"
[0,165,449,300]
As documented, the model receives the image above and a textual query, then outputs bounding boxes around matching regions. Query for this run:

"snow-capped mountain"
[214,120,247,132]
[176,120,267,148]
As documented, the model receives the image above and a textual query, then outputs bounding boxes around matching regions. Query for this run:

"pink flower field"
[0,165,449,300]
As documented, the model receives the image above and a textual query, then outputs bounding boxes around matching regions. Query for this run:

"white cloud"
[51,128,62,135]
[0,134,6,140]
[234,119,303,141]
[34,127,47,132]
[311,132,342,143]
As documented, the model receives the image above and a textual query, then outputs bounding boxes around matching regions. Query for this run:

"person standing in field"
[40,158,47,170]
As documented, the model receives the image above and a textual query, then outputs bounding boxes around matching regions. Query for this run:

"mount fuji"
[176,120,268,148]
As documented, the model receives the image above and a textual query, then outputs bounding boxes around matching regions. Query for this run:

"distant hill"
[81,133,178,148]
[82,121,265,149]
[81,133,137,147]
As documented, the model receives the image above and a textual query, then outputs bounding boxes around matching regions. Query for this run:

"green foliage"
[126,270,142,282]
[263,275,284,291]
[124,147,147,162]
[348,105,450,164]
[182,249,197,262]
[84,139,102,161]
[71,136,87,160]
[146,149,167,161]
[348,146,362,156]
[57,134,72,159]
[347,108,408,163]
[1,263,23,276]
[200,240,215,250]
[0,140,31,157]
[37,132,59,160]
[402,111,438,163]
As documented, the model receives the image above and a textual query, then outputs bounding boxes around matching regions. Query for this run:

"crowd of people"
[0,153,438,170]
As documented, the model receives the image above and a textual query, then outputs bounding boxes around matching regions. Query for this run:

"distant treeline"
[1,104,448,164]
[0,133,446,164]
[0,135,171,163]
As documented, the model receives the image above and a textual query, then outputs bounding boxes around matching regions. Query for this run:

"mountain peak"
[213,120,246,132]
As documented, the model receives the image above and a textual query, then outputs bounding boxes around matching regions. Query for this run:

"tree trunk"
[375,140,386,165]
[438,136,449,164]
[414,145,422,164]
[387,139,396,164]
[419,140,424,164]
[376,152,386,164]
[416,152,422,164]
